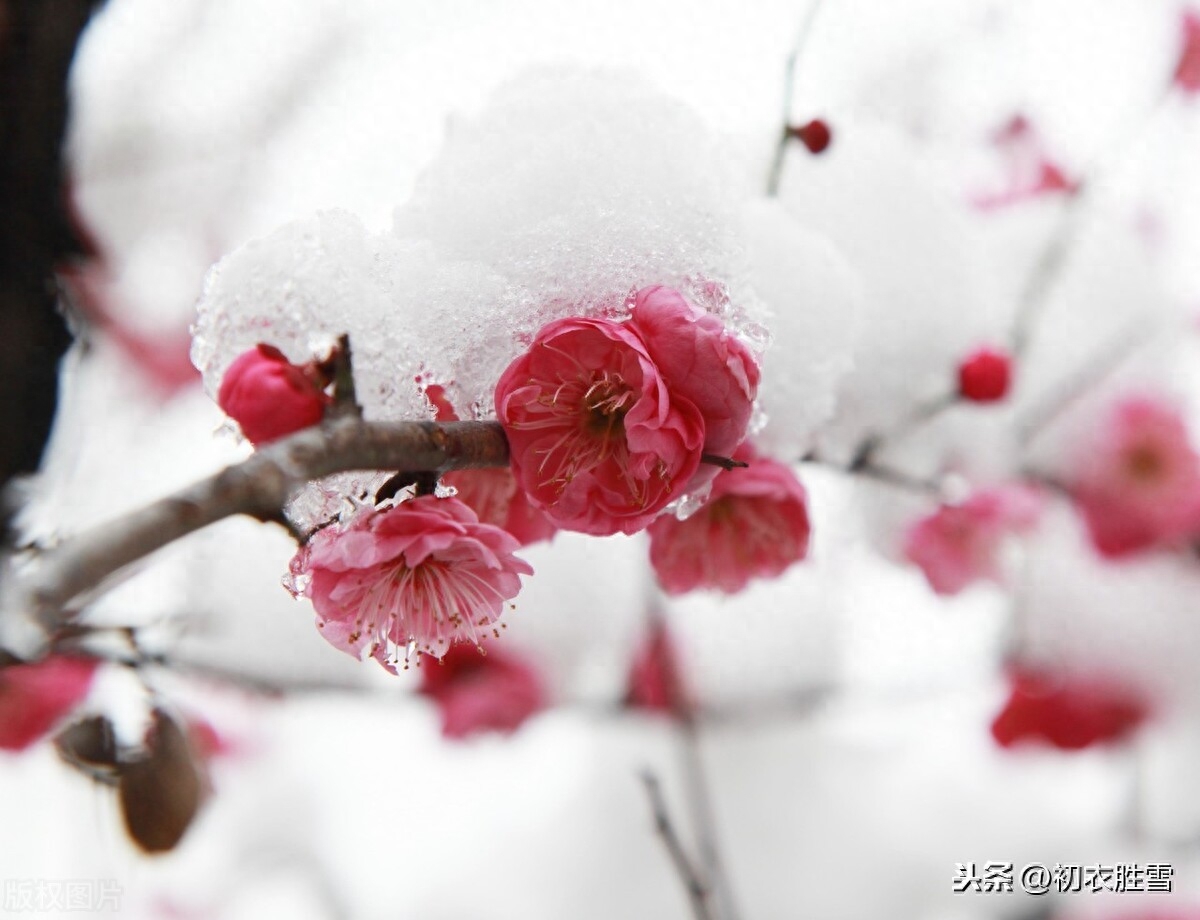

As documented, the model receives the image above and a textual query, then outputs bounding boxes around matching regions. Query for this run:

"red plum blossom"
[217,344,329,445]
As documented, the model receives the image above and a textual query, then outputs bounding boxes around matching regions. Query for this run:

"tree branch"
[639,769,716,920]
[1,418,510,655]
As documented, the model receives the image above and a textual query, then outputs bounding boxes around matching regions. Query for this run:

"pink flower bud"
[957,346,1012,403]
[418,641,546,739]
[0,656,97,752]
[217,344,328,445]
[624,620,692,715]
[648,444,810,595]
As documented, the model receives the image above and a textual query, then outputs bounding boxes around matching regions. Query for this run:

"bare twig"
[766,0,826,196]
[1,418,510,655]
[639,769,716,920]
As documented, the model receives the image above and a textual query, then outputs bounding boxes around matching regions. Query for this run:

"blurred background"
[4,0,1200,917]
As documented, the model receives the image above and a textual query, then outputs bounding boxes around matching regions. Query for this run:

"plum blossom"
[629,285,760,466]
[624,620,691,715]
[217,344,329,445]
[1174,8,1200,94]
[903,485,1043,596]
[1071,396,1200,558]
[973,114,1079,210]
[494,315,705,536]
[991,666,1149,751]
[0,656,98,752]
[648,444,810,595]
[957,345,1012,403]
[288,496,532,671]
[425,385,557,546]
[418,641,546,739]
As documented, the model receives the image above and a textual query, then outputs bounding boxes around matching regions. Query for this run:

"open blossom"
[648,444,810,595]
[991,666,1149,751]
[1072,396,1200,558]
[288,496,532,671]
[217,344,329,445]
[418,641,546,739]
[629,285,760,465]
[495,315,705,536]
[903,485,1042,596]
[425,384,556,546]
[0,656,98,752]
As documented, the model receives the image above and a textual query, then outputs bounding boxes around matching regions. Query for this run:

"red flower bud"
[217,344,328,445]
[957,346,1012,403]
[788,119,832,155]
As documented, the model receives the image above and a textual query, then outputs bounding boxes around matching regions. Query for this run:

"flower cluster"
[495,285,760,536]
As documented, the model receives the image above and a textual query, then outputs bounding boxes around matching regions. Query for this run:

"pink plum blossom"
[973,114,1079,210]
[903,486,1043,596]
[494,315,705,536]
[629,285,760,465]
[991,666,1149,751]
[0,656,98,752]
[625,620,692,715]
[648,444,810,595]
[1071,396,1200,558]
[1174,8,1200,94]
[418,641,546,739]
[288,496,532,671]
[217,344,329,445]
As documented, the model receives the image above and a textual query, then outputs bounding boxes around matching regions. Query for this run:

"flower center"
[1124,443,1165,482]
[581,374,634,438]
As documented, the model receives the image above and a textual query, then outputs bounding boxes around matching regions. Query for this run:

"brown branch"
[639,769,716,920]
[2,418,510,654]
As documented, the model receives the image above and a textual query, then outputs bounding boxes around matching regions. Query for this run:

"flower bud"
[217,344,328,445]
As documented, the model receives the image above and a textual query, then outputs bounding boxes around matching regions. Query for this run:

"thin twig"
[1016,318,1156,448]
[1,418,510,655]
[766,0,826,197]
[639,769,716,920]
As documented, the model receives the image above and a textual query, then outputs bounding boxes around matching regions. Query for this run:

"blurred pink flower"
[1174,8,1200,94]
[648,444,810,595]
[0,656,98,752]
[973,114,1079,210]
[1072,397,1200,558]
[217,344,329,445]
[630,285,760,467]
[495,316,705,536]
[289,496,532,671]
[903,486,1043,595]
[625,620,691,715]
[424,384,556,546]
[991,666,1148,751]
[418,641,546,739]
[957,345,1013,403]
